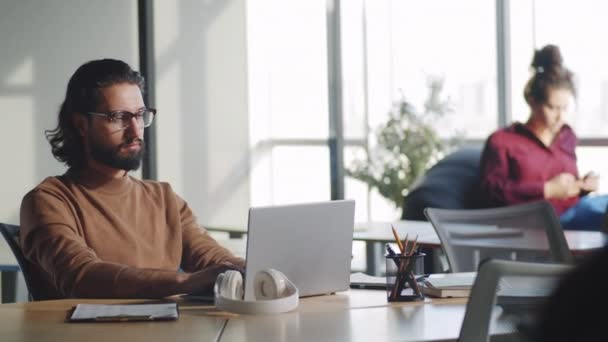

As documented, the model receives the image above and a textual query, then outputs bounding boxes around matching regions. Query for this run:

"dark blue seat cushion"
[401,146,484,220]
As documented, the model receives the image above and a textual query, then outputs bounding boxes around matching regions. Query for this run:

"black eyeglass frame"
[86,108,157,128]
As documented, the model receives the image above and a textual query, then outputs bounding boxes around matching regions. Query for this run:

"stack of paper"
[422,272,476,298]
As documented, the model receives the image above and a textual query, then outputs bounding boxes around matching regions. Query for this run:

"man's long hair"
[45,59,145,169]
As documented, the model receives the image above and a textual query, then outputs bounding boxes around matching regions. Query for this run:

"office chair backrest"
[0,223,52,301]
[402,145,483,220]
[424,201,572,272]
[459,259,571,342]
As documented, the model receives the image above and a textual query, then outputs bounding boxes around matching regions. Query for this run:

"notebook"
[243,200,355,300]
[422,272,476,298]
[349,272,387,289]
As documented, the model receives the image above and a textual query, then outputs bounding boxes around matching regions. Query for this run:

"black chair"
[402,145,484,221]
[0,223,41,301]
[401,146,485,272]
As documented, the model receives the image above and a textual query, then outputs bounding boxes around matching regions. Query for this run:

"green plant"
[346,76,457,211]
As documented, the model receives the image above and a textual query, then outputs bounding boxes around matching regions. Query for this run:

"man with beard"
[19,59,244,299]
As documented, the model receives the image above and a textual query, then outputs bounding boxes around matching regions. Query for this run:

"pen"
[386,244,401,268]
[385,243,397,256]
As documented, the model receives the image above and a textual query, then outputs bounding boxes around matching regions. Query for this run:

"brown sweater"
[20,168,243,299]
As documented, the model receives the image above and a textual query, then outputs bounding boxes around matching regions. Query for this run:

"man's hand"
[178,262,243,295]
[581,172,600,193]
[544,173,581,199]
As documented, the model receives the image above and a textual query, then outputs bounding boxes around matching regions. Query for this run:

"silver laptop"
[243,200,355,300]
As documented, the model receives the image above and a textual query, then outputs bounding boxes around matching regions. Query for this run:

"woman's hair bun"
[531,44,563,73]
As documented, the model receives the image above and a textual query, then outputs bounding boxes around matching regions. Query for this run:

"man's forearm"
[71,263,189,298]
[71,262,236,298]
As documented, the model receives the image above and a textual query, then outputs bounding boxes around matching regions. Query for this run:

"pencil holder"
[385,253,425,302]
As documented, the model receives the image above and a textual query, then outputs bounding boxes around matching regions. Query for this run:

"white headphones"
[214,269,299,314]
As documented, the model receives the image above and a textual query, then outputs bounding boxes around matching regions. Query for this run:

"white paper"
[71,303,178,321]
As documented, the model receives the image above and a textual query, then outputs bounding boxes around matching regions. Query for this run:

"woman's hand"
[544,173,581,199]
[580,172,599,193]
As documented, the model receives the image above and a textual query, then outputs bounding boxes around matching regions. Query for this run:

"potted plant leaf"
[346,76,458,213]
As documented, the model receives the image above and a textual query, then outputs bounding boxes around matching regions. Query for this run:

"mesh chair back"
[459,259,571,342]
[424,201,572,272]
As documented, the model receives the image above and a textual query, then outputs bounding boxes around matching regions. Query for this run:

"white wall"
[0,0,138,225]
[154,0,251,228]
[2,0,329,230]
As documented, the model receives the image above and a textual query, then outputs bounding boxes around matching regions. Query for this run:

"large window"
[248,0,331,206]
[338,0,608,220]
[511,0,608,139]
[245,0,608,222]
[341,0,497,221]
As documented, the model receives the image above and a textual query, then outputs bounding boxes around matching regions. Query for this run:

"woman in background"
[479,44,608,231]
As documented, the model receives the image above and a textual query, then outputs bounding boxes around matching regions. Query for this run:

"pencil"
[401,234,410,256]
[392,234,420,300]
[391,225,404,253]
[407,236,419,256]
[392,234,410,299]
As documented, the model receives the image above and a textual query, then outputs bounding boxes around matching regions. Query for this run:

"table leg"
[365,242,383,276]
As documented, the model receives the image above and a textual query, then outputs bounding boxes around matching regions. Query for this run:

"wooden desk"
[354,220,606,253]
[0,290,520,342]
[0,298,226,342]
[218,290,474,342]
[221,303,471,342]
[355,221,606,274]
[353,221,440,275]
[208,220,606,275]
[206,221,439,275]
[206,223,369,239]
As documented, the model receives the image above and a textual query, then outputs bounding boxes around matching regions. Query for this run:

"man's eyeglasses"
[87,108,157,130]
